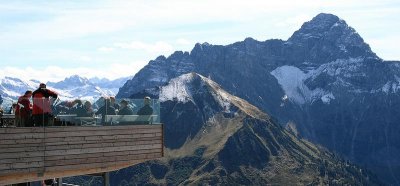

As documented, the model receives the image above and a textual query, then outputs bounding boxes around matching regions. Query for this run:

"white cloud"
[78,56,92,62]
[275,14,313,28]
[2,0,388,42]
[113,41,174,55]
[97,47,114,52]
[0,0,399,74]
[176,38,192,45]
[0,61,148,82]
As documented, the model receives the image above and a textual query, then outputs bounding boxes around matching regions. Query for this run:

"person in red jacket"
[15,90,33,127]
[32,83,58,126]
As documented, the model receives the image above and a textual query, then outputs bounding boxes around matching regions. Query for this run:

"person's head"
[25,90,33,97]
[144,96,151,105]
[39,83,46,89]
[74,99,83,106]
[120,99,128,108]
[84,101,92,109]
[110,96,116,104]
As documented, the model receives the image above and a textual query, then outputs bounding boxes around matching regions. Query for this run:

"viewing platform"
[0,98,163,185]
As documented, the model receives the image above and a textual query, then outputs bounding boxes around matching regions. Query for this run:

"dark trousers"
[16,116,34,127]
[33,114,51,127]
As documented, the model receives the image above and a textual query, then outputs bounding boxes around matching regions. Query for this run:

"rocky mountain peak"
[297,13,340,33]
[47,75,92,89]
[160,72,268,120]
[289,13,345,41]
[64,75,91,84]
[285,13,377,64]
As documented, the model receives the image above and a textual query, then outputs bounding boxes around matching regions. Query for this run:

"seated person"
[9,103,17,114]
[70,99,83,114]
[76,101,94,117]
[137,96,153,115]
[110,96,120,110]
[136,96,154,124]
[95,98,116,124]
[118,100,133,115]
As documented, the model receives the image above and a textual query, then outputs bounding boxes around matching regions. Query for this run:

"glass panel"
[111,98,161,125]
[2,96,162,127]
[7,96,161,127]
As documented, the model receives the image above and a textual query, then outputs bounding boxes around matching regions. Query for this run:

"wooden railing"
[0,125,163,185]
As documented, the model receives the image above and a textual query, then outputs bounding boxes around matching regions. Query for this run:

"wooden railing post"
[103,172,110,186]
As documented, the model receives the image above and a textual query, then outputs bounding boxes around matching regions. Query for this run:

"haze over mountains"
[116,13,400,184]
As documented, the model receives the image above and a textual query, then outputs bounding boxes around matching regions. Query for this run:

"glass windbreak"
[1,97,161,127]
[53,97,161,126]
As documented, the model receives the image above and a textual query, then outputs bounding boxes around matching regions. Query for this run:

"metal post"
[103,172,110,186]
[57,177,62,186]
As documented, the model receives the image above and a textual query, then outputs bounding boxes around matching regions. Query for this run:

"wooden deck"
[0,125,164,185]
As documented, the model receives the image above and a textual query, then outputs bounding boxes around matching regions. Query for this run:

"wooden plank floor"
[0,125,163,185]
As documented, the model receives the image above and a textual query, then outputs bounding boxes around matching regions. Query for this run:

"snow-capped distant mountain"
[0,77,38,102]
[89,76,132,94]
[0,75,131,106]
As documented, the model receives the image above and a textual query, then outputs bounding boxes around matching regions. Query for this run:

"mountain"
[0,75,130,107]
[67,73,380,185]
[46,75,115,100]
[117,13,400,184]
[0,76,38,103]
[90,76,133,94]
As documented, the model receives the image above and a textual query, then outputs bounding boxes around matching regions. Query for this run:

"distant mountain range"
[0,75,131,105]
[117,13,400,184]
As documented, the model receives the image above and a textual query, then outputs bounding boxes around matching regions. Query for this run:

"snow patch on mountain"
[309,57,365,79]
[159,73,195,103]
[321,93,335,104]
[271,66,332,104]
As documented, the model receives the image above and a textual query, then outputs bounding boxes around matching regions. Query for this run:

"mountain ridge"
[116,13,400,184]
[86,72,380,185]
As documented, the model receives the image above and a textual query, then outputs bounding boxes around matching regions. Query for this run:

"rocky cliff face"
[77,73,377,185]
[116,13,400,184]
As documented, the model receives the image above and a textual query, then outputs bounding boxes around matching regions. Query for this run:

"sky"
[0,0,399,82]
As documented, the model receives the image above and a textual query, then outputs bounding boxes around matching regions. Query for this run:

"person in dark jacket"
[137,96,153,115]
[15,90,33,127]
[110,96,120,110]
[95,98,116,124]
[118,100,133,115]
[71,99,85,116]
[136,96,154,124]
[77,101,94,117]
[32,83,58,126]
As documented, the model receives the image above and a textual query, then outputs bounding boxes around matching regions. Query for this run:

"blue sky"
[0,0,399,82]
